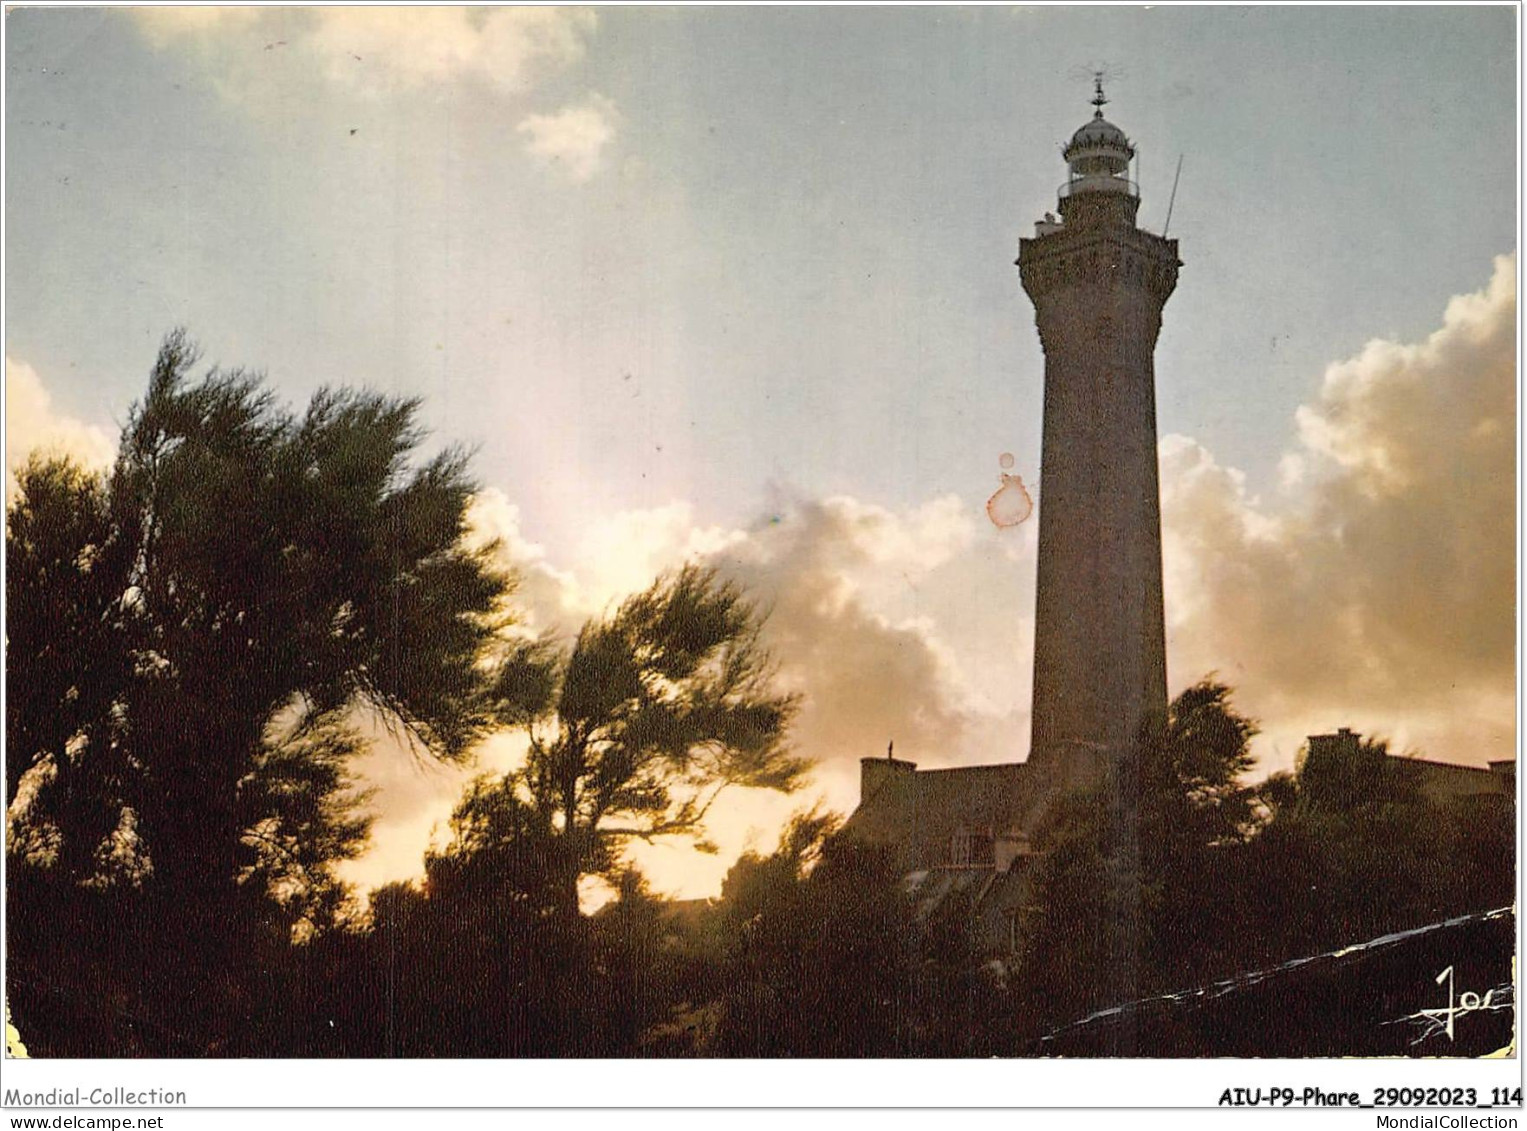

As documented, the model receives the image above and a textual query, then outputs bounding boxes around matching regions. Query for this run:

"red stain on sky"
[987,454,1033,528]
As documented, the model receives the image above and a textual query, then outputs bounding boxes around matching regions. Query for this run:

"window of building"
[950,828,995,868]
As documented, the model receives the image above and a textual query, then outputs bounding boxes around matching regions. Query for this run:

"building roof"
[1389,755,1514,800]
[844,760,1051,867]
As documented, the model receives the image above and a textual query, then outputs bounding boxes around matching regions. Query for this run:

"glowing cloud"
[1162,254,1516,769]
[5,356,116,502]
[345,489,1035,899]
[517,94,619,182]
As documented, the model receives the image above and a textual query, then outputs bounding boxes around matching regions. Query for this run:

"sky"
[4,5,1517,900]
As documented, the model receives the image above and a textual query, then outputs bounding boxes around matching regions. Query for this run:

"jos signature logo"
[1421,965,1496,1041]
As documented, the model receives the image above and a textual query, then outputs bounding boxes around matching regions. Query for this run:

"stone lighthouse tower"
[1018,82,1180,783]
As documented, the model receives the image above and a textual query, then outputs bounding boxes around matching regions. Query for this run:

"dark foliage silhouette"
[7,332,547,1055]
[458,562,804,919]
[1011,684,1514,1054]
[314,564,805,1055]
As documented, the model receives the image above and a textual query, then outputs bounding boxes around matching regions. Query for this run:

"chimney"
[1307,726,1361,765]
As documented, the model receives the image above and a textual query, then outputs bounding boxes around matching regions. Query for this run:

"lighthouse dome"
[1063,115,1134,162]
[1054,78,1140,212]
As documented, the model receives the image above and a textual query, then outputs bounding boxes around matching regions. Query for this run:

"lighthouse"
[1018,81,1181,782]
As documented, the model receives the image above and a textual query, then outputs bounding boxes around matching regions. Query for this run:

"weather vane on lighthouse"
[1068,61,1124,119]
[1091,71,1109,117]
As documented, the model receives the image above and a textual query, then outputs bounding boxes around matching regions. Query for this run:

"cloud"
[709,496,996,770]
[134,7,599,97]
[5,357,117,502]
[464,488,589,637]
[578,493,1036,895]
[306,8,598,96]
[131,8,618,179]
[1162,254,1516,769]
[131,7,263,43]
[347,488,1036,898]
[474,490,1021,781]
[517,94,619,182]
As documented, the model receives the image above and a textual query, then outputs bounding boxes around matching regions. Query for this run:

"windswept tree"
[6,331,548,1054]
[449,563,805,920]
[6,457,132,876]
[348,566,802,1055]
